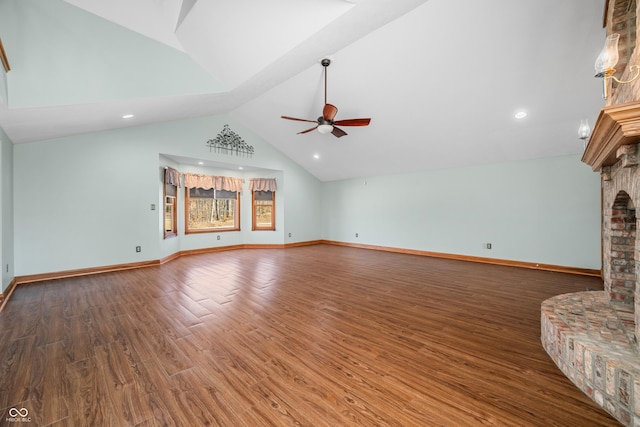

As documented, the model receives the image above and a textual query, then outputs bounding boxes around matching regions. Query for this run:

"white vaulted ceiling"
[0,0,607,181]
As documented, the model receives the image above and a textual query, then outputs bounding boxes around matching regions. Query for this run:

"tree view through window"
[186,188,239,233]
[163,174,177,239]
[252,190,275,230]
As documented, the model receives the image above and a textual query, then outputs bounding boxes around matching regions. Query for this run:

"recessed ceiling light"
[514,111,527,119]
[122,114,134,119]
[238,166,244,170]
[313,154,320,159]
[198,161,204,165]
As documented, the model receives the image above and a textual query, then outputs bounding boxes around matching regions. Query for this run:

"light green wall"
[11,112,602,276]
[1,127,14,292]
[0,0,605,279]
[0,0,222,108]
[0,66,7,105]
[13,115,322,276]
[321,155,602,270]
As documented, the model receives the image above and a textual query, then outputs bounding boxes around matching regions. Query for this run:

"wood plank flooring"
[0,245,619,426]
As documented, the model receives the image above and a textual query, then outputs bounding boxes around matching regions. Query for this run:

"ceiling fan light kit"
[317,124,333,134]
[281,58,371,138]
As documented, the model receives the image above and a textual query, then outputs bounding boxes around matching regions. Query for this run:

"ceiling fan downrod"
[321,58,330,105]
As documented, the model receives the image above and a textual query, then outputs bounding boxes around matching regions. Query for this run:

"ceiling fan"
[281,58,371,138]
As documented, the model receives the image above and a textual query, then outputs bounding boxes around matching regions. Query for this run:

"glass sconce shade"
[595,33,620,77]
[578,119,591,140]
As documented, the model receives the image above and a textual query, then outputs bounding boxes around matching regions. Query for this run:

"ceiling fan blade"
[331,126,347,138]
[281,115,318,123]
[333,118,371,127]
[298,126,318,135]
[323,104,338,121]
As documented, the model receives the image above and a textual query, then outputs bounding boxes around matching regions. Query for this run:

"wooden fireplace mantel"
[582,100,640,171]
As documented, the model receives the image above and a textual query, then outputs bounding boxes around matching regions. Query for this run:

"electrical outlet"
[217,235,221,240]
[5,264,8,273]
[136,246,141,252]
[288,233,292,237]
[150,204,156,210]
[355,233,359,238]
[484,243,492,249]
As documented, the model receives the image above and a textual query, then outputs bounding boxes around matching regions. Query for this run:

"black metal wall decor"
[206,124,254,157]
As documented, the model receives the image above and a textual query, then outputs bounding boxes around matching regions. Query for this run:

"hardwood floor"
[0,245,619,426]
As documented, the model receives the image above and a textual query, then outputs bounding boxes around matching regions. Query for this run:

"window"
[252,190,275,231]
[249,177,277,231]
[185,187,240,233]
[163,167,180,239]
[164,190,177,238]
[183,173,243,234]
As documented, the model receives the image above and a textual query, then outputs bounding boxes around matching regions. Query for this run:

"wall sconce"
[595,33,640,99]
[578,119,591,148]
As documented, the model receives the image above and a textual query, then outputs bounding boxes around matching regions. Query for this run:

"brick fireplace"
[541,3,640,425]
[541,104,640,426]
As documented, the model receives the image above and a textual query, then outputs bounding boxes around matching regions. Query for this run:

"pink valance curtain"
[249,178,277,192]
[183,173,243,193]
[164,167,181,187]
